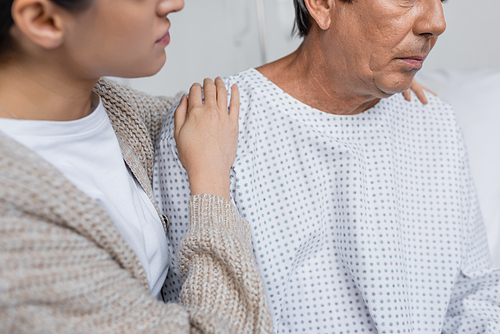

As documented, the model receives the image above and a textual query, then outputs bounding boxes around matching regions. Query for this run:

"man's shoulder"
[158,69,261,144]
[385,91,452,110]
[222,68,259,89]
[380,92,464,151]
[383,92,457,125]
[222,68,269,105]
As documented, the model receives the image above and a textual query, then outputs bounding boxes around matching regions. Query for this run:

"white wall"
[122,0,500,96]
[424,0,500,71]
[119,0,262,96]
[122,0,300,96]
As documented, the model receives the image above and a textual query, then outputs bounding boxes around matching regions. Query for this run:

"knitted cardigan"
[0,79,273,334]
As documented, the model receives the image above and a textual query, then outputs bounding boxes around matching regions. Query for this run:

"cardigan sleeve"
[179,194,273,334]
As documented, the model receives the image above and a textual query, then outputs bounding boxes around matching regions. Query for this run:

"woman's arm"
[0,78,272,334]
[179,194,273,334]
[173,78,273,333]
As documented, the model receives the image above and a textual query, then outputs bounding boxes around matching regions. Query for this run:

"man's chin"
[375,81,414,98]
[374,87,400,99]
[374,71,416,97]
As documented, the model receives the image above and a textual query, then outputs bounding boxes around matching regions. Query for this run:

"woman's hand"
[174,77,240,200]
[403,79,437,105]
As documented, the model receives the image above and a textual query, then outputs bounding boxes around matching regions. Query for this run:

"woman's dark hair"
[0,0,91,56]
[292,0,352,37]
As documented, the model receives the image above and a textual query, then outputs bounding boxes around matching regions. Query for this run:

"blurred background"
[112,0,500,97]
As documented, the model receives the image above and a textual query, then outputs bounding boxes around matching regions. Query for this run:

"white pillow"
[417,68,500,267]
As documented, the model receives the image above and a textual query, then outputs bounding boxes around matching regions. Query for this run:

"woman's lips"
[156,31,171,46]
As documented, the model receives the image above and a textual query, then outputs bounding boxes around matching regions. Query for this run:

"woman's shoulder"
[94,78,177,113]
[94,78,181,158]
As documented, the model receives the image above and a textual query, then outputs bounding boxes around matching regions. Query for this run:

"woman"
[0,0,272,332]
[0,0,430,332]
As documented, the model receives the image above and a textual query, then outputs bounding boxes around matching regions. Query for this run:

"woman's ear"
[11,0,66,49]
[303,0,334,31]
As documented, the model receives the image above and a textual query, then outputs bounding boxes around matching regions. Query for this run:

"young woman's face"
[63,0,184,79]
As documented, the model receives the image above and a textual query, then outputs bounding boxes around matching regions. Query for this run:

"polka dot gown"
[154,69,500,333]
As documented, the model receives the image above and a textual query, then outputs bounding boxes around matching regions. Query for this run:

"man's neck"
[256,41,383,116]
[0,56,98,121]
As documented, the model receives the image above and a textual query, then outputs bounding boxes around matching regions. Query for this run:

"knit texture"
[180,195,273,334]
[0,79,272,334]
[92,79,176,227]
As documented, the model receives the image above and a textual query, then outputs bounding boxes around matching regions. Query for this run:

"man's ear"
[11,0,66,49]
[303,0,334,31]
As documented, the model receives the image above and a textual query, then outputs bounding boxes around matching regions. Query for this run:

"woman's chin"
[145,53,167,77]
[111,54,167,79]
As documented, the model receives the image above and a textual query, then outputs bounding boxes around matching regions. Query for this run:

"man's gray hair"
[293,0,353,37]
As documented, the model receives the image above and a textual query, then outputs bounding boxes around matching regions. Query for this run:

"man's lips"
[396,56,426,69]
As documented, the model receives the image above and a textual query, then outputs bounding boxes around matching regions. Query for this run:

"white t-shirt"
[155,68,500,333]
[0,96,169,297]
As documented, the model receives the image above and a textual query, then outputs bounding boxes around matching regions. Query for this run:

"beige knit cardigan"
[0,79,272,334]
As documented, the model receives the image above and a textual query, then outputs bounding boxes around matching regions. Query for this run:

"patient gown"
[154,68,500,334]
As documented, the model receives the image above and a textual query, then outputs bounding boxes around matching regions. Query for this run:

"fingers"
[410,80,433,105]
[414,88,428,105]
[187,78,233,117]
[215,77,228,112]
[424,87,437,96]
[229,84,240,122]
[188,83,202,108]
[411,81,428,104]
[402,89,411,102]
[174,95,188,138]
[203,78,216,107]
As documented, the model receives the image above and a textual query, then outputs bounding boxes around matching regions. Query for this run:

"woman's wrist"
[187,171,231,201]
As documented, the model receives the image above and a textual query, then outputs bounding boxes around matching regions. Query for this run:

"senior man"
[155,0,500,333]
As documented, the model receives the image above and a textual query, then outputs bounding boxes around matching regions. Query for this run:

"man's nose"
[157,0,185,18]
[414,0,447,38]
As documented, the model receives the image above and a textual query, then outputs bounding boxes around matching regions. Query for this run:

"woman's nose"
[157,0,184,18]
